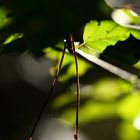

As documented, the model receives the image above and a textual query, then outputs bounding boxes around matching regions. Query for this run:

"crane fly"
[28,34,140,140]
[29,35,80,140]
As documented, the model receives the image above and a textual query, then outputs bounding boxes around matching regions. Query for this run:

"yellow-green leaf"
[83,20,140,53]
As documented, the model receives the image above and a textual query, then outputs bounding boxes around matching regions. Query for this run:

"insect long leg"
[29,42,67,140]
[69,35,80,140]
[76,47,140,87]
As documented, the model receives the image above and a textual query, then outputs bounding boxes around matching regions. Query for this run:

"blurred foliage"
[50,77,140,140]
[0,0,140,140]
[0,7,13,28]
[134,61,140,69]
[43,42,92,81]
[51,78,132,123]
[3,33,23,44]
[117,93,140,122]
[0,0,108,55]
[117,122,140,140]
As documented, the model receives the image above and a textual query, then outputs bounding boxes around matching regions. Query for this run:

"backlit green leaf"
[3,33,23,45]
[83,20,140,53]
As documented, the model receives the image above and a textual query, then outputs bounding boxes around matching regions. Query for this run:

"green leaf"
[83,20,140,53]
[3,33,23,45]
[0,7,13,28]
